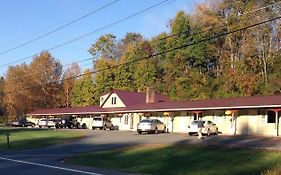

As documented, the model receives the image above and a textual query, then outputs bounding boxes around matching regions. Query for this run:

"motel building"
[27,89,281,136]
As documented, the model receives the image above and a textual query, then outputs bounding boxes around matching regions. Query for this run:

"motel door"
[130,113,134,129]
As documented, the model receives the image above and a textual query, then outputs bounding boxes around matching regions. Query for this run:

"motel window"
[111,97,117,105]
[267,111,276,123]
[124,115,128,125]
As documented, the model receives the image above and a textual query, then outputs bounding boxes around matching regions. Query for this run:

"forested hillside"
[2,0,281,119]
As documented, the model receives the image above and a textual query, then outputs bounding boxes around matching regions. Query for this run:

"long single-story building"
[27,89,281,136]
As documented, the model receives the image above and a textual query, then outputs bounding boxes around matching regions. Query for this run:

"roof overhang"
[27,104,281,116]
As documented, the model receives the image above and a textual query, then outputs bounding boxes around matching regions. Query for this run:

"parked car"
[137,119,166,134]
[55,116,81,129]
[12,119,35,127]
[187,120,218,136]
[92,116,113,130]
[38,118,59,128]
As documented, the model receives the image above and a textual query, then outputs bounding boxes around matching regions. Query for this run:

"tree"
[62,63,81,107]
[4,64,30,120]
[88,34,118,60]
[71,69,95,106]
[3,51,63,120]
[29,51,63,108]
[0,77,5,116]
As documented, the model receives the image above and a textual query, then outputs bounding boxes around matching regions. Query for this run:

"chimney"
[146,87,155,103]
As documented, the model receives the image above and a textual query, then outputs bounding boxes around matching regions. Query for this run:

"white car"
[137,119,166,134]
[38,118,57,128]
[187,120,218,136]
[92,116,113,130]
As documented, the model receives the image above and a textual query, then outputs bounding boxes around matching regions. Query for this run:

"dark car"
[12,119,35,127]
[55,116,81,129]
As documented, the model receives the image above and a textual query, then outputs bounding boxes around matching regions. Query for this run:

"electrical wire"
[5,2,281,83]
[0,0,120,57]
[0,0,170,69]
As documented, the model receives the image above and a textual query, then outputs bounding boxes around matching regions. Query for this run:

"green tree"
[71,69,95,106]
[62,63,81,107]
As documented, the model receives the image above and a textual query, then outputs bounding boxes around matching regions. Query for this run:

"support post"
[232,112,237,135]
[225,110,238,135]
[276,111,279,136]
[269,109,280,137]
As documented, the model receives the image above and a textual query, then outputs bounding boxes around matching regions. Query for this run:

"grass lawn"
[68,145,281,175]
[0,127,86,150]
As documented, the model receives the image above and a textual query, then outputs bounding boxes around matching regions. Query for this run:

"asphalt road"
[0,130,188,175]
[1,130,281,175]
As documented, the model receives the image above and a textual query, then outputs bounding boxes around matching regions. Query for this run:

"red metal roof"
[123,94,281,112]
[111,89,169,106]
[27,93,281,116]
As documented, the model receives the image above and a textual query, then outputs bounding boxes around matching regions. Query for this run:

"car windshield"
[93,118,102,121]
[191,121,205,125]
[140,119,153,123]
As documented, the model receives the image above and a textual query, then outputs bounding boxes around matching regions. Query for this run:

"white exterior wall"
[76,115,93,129]
[102,93,126,108]
[26,116,40,125]
[117,113,140,131]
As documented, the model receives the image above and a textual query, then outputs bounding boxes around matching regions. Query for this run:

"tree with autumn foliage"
[4,51,63,119]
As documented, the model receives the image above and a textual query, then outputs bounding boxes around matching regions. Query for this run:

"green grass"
[0,127,86,150]
[68,145,281,175]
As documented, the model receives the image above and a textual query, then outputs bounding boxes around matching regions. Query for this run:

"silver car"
[137,119,166,134]
[38,118,58,128]
[92,116,113,130]
[187,120,218,136]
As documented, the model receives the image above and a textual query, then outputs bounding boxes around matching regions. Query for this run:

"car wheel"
[138,131,142,135]
[92,127,95,130]
[188,133,193,136]
[215,128,219,135]
[154,127,158,134]
[162,127,166,133]
[207,129,211,136]
[103,125,107,130]
[110,125,114,130]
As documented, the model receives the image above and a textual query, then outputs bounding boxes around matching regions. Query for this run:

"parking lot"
[1,129,281,175]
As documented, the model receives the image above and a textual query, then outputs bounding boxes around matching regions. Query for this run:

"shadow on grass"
[68,141,281,175]
[0,136,74,150]
[0,127,53,134]
[0,127,85,150]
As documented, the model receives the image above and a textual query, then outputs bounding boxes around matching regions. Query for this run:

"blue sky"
[0,0,204,75]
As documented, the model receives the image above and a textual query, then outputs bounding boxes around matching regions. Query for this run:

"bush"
[0,116,9,126]
[263,165,281,175]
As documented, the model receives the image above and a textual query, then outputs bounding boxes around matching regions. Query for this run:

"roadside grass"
[0,127,86,150]
[68,145,281,175]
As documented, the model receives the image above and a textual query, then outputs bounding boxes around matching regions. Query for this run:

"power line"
[154,1,281,44]
[66,15,281,80]
[5,14,281,95]
[8,57,93,81]
[0,0,120,57]
[6,2,280,83]
[0,0,170,69]
[1,0,276,71]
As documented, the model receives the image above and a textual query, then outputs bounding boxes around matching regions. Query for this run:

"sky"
[0,0,204,76]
